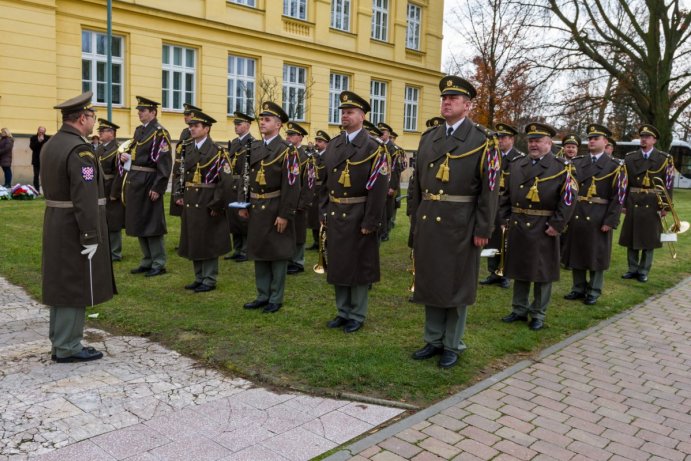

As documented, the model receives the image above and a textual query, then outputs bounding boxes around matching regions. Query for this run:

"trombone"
[653,177,689,259]
[313,223,327,274]
[407,249,415,293]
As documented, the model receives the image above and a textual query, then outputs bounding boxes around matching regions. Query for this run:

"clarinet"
[240,136,253,204]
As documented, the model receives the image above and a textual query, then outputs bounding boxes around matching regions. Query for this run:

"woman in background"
[0,128,14,188]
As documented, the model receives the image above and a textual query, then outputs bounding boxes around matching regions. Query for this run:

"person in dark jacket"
[29,126,50,192]
[95,119,125,261]
[0,128,14,188]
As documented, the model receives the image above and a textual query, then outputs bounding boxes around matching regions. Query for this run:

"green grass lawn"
[1,191,690,406]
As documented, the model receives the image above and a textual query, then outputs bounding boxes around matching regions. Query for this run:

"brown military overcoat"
[246,136,301,261]
[408,120,500,307]
[319,130,390,286]
[487,147,525,251]
[500,153,577,283]
[307,150,326,230]
[226,133,254,235]
[123,119,172,237]
[96,140,125,231]
[41,124,115,307]
[619,148,672,250]
[170,127,191,216]
[294,146,316,246]
[562,154,624,270]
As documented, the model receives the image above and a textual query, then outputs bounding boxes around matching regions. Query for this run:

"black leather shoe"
[145,268,167,277]
[223,254,236,260]
[51,354,57,361]
[234,255,248,262]
[529,318,545,330]
[287,264,304,275]
[130,266,150,274]
[438,350,459,369]
[412,344,443,360]
[244,299,269,309]
[343,319,363,333]
[327,316,348,328]
[637,274,648,283]
[480,275,500,285]
[621,271,638,279]
[502,312,528,323]
[380,234,389,242]
[194,284,216,293]
[55,347,103,363]
[564,291,586,300]
[185,281,202,290]
[583,295,597,305]
[499,277,510,289]
[262,303,282,313]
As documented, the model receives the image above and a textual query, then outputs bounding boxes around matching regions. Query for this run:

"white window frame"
[283,64,308,122]
[329,73,350,124]
[404,86,419,131]
[284,0,307,20]
[81,30,124,106]
[162,44,196,111]
[371,0,389,41]
[229,0,256,6]
[228,55,257,116]
[406,3,422,50]
[331,0,351,32]
[370,80,387,125]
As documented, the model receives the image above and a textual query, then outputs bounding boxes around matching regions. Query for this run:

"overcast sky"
[441,0,466,72]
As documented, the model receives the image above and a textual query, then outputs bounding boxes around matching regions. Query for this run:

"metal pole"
[106,0,113,121]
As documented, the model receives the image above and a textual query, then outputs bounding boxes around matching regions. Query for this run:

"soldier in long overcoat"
[240,102,301,314]
[41,91,114,362]
[408,76,500,369]
[377,122,405,242]
[306,130,331,249]
[619,124,674,282]
[170,103,198,217]
[224,111,255,261]
[175,111,232,292]
[286,122,314,274]
[319,91,389,334]
[499,123,577,330]
[480,123,524,289]
[122,96,172,277]
[563,124,625,305]
[95,119,124,261]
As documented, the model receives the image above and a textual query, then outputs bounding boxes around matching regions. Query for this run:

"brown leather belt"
[511,206,554,217]
[578,196,610,204]
[102,173,115,180]
[629,187,660,194]
[131,165,156,173]
[251,190,281,199]
[329,195,367,204]
[46,198,107,208]
[315,181,323,186]
[185,182,215,189]
[423,192,475,203]
[231,175,242,180]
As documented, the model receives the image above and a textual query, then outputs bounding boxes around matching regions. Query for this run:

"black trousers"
[32,165,40,191]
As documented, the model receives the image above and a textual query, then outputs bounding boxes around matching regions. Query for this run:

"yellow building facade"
[1,0,443,181]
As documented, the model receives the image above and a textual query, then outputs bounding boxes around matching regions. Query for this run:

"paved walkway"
[327,278,691,461]
[0,277,403,460]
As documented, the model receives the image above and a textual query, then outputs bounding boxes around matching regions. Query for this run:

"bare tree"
[254,76,316,122]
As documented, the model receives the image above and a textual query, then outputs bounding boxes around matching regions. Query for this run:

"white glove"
[81,244,98,260]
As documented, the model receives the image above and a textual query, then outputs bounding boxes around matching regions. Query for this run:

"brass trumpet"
[653,177,689,259]
[407,249,415,293]
[495,224,508,277]
[313,224,327,274]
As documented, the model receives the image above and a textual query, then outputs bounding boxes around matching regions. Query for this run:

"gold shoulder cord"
[641,156,671,187]
[436,140,489,182]
[585,165,621,199]
[191,150,224,184]
[256,147,291,186]
[99,146,118,162]
[525,165,571,203]
[338,146,384,188]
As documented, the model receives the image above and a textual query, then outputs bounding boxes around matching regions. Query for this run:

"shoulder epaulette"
[554,156,568,165]
[625,151,638,156]
[421,126,437,137]
[508,153,525,162]
[573,155,585,160]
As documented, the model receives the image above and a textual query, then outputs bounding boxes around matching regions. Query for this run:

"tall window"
[371,0,389,41]
[406,3,422,50]
[331,0,351,31]
[283,64,307,121]
[284,0,307,20]
[329,73,350,124]
[404,86,419,131]
[162,45,196,110]
[228,56,256,116]
[229,0,255,6]
[81,31,124,106]
[370,80,387,125]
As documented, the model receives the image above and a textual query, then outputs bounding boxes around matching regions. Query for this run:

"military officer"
[563,124,626,305]
[41,91,115,362]
[95,119,124,262]
[174,111,232,292]
[121,96,172,277]
[619,124,674,282]
[377,122,405,242]
[480,123,524,288]
[500,122,577,330]
[307,130,331,250]
[170,103,199,217]
[408,76,500,368]
[240,102,301,313]
[319,91,389,333]
[605,137,617,157]
[561,133,581,161]
[225,111,255,262]
[285,121,313,275]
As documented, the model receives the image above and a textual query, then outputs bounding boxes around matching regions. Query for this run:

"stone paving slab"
[0,277,404,460]
[327,278,691,461]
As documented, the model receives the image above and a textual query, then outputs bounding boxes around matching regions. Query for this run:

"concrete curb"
[323,276,691,461]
